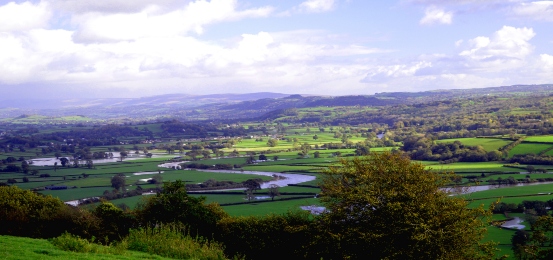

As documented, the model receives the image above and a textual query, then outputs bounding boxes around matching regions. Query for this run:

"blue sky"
[0,0,552,98]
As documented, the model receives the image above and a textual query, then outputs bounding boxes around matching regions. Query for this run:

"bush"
[121,223,227,260]
[51,232,124,254]
[0,186,66,237]
[51,232,98,253]
[216,211,311,259]
[136,180,228,239]
[0,186,101,239]
[93,202,137,243]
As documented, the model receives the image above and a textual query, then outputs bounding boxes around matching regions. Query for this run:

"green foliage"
[93,202,137,243]
[0,186,106,241]
[511,230,530,259]
[0,186,69,238]
[267,184,280,200]
[267,138,278,147]
[136,180,228,238]
[311,152,503,260]
[512,215,553,259]
[121,223,227,260]
[216,211,311,259]
[111,174,126,191]
[403,136,498,162]
[50,232,124,255]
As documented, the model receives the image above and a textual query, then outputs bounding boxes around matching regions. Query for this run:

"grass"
[39,187,112,201]
[108,195,154,209]
[129,170,273,184]
[525,136,553,143]
[483,226,516,259]
[424,161,517,172]
[508,143,552,157]
[436,138,512,152]
[222,197,320,216]
[459,183,553,200]
[467,195,553,210]
[0,235,170,260]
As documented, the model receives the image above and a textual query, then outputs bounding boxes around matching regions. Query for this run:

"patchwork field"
[436,137,512,151]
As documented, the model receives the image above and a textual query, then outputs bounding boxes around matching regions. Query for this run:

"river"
[444,181,553,195]
[31,152,170,166]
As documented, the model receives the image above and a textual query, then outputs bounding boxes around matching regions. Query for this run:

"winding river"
[444,181,553,195]
[31,152,170,166]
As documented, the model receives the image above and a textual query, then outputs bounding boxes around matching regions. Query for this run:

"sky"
[0,0,552,99]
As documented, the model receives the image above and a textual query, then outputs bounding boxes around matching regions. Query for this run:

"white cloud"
[0,25,383,96]
[455,40,463,47]
[363,61,433,82]
[540,54,553,69]
[359,25,547,92]
[419,6,453,25]
[50,0,181,14]
[408,0,518,4]
[0,1,51,32]
[0,28,80,84]
[407,0,529,17]
[72,0,273,42]
[459,26,535,60]
[0,0,383,96]
[510,1,553,21]
[299,0,335,13]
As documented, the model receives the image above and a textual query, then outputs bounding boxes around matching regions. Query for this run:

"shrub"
[51,232,127,255]
[0,186,66,237]
[0,186,100,239]
[51,232,96,253]
[136,180,228,239]
[121,223,227,260]
[93,202,137,243]
[216,211,311,259]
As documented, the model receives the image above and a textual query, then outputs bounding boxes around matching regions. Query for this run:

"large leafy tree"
[111,173,126,191]
[310,152,502,260]
[136,180,228,238]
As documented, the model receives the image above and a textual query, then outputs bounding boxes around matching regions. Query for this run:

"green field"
[508,143,552,157]
[484,225,517,259]
[436,138,512,151]
[424,161,516,172]
[525,135,553,143]
[460,183,553,200]
[222,198,321,216]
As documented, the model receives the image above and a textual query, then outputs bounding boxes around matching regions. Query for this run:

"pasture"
[508,143,552,157]
[436,137,512,151]
[525,135,553,143]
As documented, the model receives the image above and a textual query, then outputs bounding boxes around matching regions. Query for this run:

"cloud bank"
[0,0,552,98]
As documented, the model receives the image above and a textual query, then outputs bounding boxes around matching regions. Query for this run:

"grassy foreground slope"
[0,235,170,260]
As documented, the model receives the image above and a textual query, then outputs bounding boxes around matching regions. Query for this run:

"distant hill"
[0,92,290,110]
[304,96,397,107]
[1,84,552,121]
[375,84,553,100]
